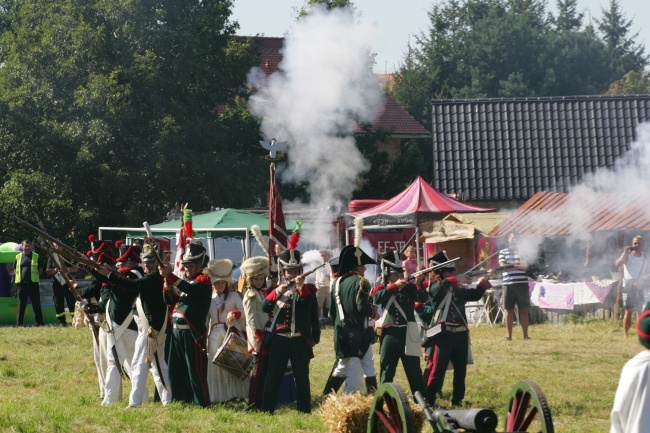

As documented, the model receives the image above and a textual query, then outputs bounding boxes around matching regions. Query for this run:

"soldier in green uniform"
[96,241,170,407]
[323,244,378,395]
[81,240,117,401]
[261,248,318,414]
[95,243,143,406]
[159,243,212,407]
[373,250,429,401]
[423,251,491,406]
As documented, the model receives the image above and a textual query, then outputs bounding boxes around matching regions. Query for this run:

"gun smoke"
[248,6,384,247]
[508,122,650,279]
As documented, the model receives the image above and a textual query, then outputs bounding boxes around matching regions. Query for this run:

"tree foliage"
[0,0,265,246]
[392,0,648,129]
[596,0,647,80]
[605,71,650,95]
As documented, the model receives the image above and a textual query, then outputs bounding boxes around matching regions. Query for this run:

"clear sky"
[230,0,649,74]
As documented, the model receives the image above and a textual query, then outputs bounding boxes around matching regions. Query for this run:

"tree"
[605,70,650,95]
[391,0,647,129]
[0,0,264,245]
[551,0,583,32]
[294,0,355,18]
[596,0,647,80]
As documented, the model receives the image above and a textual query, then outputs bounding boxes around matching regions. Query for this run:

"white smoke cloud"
[248,6,384,248]
[506,122,650,279]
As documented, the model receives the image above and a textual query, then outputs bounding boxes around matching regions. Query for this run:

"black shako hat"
[338,245,376,276]
[381,250,404,275]
[182,243,207,267]
[277,249,302,270]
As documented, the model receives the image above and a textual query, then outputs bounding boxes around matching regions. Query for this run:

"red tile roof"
[364,95,430,136]
[242,36,430,137]
[489,190,650,237]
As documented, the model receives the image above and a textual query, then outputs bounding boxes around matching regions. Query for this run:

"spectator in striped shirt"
[499,233,530,341]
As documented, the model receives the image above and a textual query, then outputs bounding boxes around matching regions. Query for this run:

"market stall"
[490,190,650,322]
[346,176,494,265]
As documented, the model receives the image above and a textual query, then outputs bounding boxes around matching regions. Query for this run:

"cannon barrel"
[432,408,498,433]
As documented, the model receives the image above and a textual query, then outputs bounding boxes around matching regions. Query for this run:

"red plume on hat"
[289,220,302,250]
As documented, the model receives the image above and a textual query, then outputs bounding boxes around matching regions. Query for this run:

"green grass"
[0,320,640,432]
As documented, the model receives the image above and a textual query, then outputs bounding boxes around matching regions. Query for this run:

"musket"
[16,216,79,256]
[398,227,420,257]
[464,250,500,276]
[408,257,461,281]
[33,217,100,343]
[285,260,330,286]
[464,264,517,278]
[47,244,112,273]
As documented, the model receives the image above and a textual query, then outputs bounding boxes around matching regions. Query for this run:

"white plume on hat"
[206,259,233,284]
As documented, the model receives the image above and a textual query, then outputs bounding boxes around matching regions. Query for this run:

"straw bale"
[318,392,426,433]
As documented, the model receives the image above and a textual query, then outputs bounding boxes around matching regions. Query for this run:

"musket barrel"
[409,257,461,279]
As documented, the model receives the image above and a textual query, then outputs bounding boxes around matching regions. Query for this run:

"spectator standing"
[616,235,647,337]
[13,240,44,326]
[499,233,530,340]
[402,245,419,277]
[315,249,332,320]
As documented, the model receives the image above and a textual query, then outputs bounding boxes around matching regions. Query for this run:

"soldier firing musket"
[407,257,462,282]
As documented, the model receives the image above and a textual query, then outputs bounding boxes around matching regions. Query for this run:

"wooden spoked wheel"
[367,383,415,433]
[505,380,554,433]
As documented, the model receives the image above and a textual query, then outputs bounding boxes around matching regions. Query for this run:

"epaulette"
[245,288,257,298]
[194,274,212,287]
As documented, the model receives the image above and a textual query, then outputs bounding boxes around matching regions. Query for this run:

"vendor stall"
[489,190,650,322]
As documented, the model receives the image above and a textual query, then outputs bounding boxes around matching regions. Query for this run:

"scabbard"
[110,344,125,378]
[152,350,167,391]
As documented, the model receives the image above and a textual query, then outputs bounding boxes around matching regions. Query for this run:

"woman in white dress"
[205,259,248,403]
[240,256,270,409]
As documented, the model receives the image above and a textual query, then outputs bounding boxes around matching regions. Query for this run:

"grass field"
[0,319,641,432]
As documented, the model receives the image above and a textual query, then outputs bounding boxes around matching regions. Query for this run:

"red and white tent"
[347,176,494,229]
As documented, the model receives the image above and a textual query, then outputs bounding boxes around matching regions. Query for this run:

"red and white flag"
[269,163,288,256]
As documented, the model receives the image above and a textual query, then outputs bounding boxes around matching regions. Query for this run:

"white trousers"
[93,326,108,399]
[129,315,169,406]
[102,322,137,405]
[332,345,376,379]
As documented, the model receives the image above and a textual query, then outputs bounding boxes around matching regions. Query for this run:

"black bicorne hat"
[337,245,376,276]
[429,251,456,274]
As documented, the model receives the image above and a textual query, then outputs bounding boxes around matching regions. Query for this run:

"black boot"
[322,375,346,396]
[365,376,378,394]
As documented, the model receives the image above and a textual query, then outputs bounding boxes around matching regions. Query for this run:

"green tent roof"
[126,208,271,239]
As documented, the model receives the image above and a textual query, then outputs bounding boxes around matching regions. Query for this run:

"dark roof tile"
[432,95,650,201]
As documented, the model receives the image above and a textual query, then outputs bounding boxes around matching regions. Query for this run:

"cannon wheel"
[367,383,415,433]
[505,380,554,433]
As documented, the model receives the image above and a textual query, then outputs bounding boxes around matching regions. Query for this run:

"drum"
[212,328,254,381]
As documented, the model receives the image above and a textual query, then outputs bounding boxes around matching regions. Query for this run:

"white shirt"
[611,350,650,433]
[623,253,646,288]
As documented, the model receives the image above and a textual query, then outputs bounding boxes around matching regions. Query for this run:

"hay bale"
[318,392,426,433]
[318,392,373,433]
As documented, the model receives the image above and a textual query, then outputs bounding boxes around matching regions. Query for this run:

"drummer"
[205,259,248,403]
[240,256,271,409]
